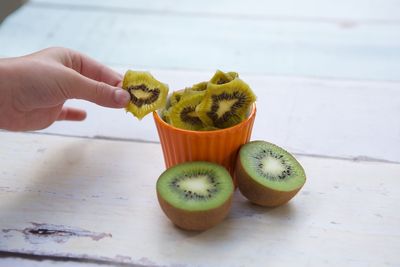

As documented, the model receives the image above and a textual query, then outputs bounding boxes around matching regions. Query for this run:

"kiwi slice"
[181,87,206,99]
[161,108,171,124]
[168,92,206,131]
[196,78,256,128]
[122,70,169,120]
[169,89,185,107]
[156,161,234,231]
[235,141,306,207]
[209,70,238,85]
[191,81,208,91]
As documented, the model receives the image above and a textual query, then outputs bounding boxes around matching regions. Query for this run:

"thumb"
[66,71,131,108]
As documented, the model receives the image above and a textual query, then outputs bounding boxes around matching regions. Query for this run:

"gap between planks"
[14,131,400,165]
[0,251,138,267]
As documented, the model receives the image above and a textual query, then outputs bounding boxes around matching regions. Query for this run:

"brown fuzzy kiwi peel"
[156,161,234,231]
[235,159,303,207]
[157,191,233,231]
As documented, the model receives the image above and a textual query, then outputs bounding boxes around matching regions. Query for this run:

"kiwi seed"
[127,84,160,108]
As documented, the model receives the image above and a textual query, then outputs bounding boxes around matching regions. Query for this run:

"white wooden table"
[1,1,399,266]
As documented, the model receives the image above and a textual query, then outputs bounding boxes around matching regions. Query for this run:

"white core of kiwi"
[178,175,211,195]
[261,156,286,178]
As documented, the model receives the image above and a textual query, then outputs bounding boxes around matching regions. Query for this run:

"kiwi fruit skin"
[156,161,234,231]
[122,70,169,120]
[235,141,306,207]
[157,191,232,231]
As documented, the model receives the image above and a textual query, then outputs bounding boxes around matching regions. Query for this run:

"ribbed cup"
[153,104,256,182]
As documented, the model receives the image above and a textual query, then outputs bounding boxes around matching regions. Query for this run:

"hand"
[0,47,131,131]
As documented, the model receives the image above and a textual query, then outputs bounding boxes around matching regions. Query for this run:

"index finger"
[67,49,123,87]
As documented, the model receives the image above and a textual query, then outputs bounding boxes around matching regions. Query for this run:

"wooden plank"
[0,132,400,266]
[0,256,106,267]
[31,68,400,163]
[30,0,400,22]
[0,4,400,81]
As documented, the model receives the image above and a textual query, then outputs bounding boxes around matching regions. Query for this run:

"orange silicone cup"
[153,104,256,182]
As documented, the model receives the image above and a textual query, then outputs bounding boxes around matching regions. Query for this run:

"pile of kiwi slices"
[122,69,256,130]
[163,70,256,130]
[156,141,306,231]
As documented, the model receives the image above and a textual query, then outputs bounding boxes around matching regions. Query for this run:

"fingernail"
[113,89,130,106]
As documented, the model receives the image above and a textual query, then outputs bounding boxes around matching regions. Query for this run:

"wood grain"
[1,132,399,266]
[35,69,400,163]
[0,3,399,80]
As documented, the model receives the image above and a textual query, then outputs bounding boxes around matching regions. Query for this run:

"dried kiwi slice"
[123,70,169,120]
[161,108,171,124]
[156,161,234,231]
[209,70,238,85]
[181,87,206,100]
[168,92,206,131]
[169,89,185,107]
[196,78,256,129]
[235,141,306,207]
[191,81,208,91]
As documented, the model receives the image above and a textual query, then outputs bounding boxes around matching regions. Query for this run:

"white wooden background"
[0,0,399,266]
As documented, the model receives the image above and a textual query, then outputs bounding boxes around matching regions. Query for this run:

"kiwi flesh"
[191,81,208,91]
[181,87,206,99]
[196,78,256,128]
[209,70,238,85]
[235,141,306,207]
[169,89,185,107]
[168,92,206,131]
[156,161,234,231]
[123,70,169,120]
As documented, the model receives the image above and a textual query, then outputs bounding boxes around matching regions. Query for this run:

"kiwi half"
[196,78,256,128]
[123,70,169,119]
[156,161,234,231]
[235,141,306,207]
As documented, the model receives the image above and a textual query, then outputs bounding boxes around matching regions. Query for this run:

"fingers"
[32,47,131,108]
[67,49,123,86]
[37,47,123,86]
[65,70,131,108]
[57,106,87,121]
[59,48,131,108]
